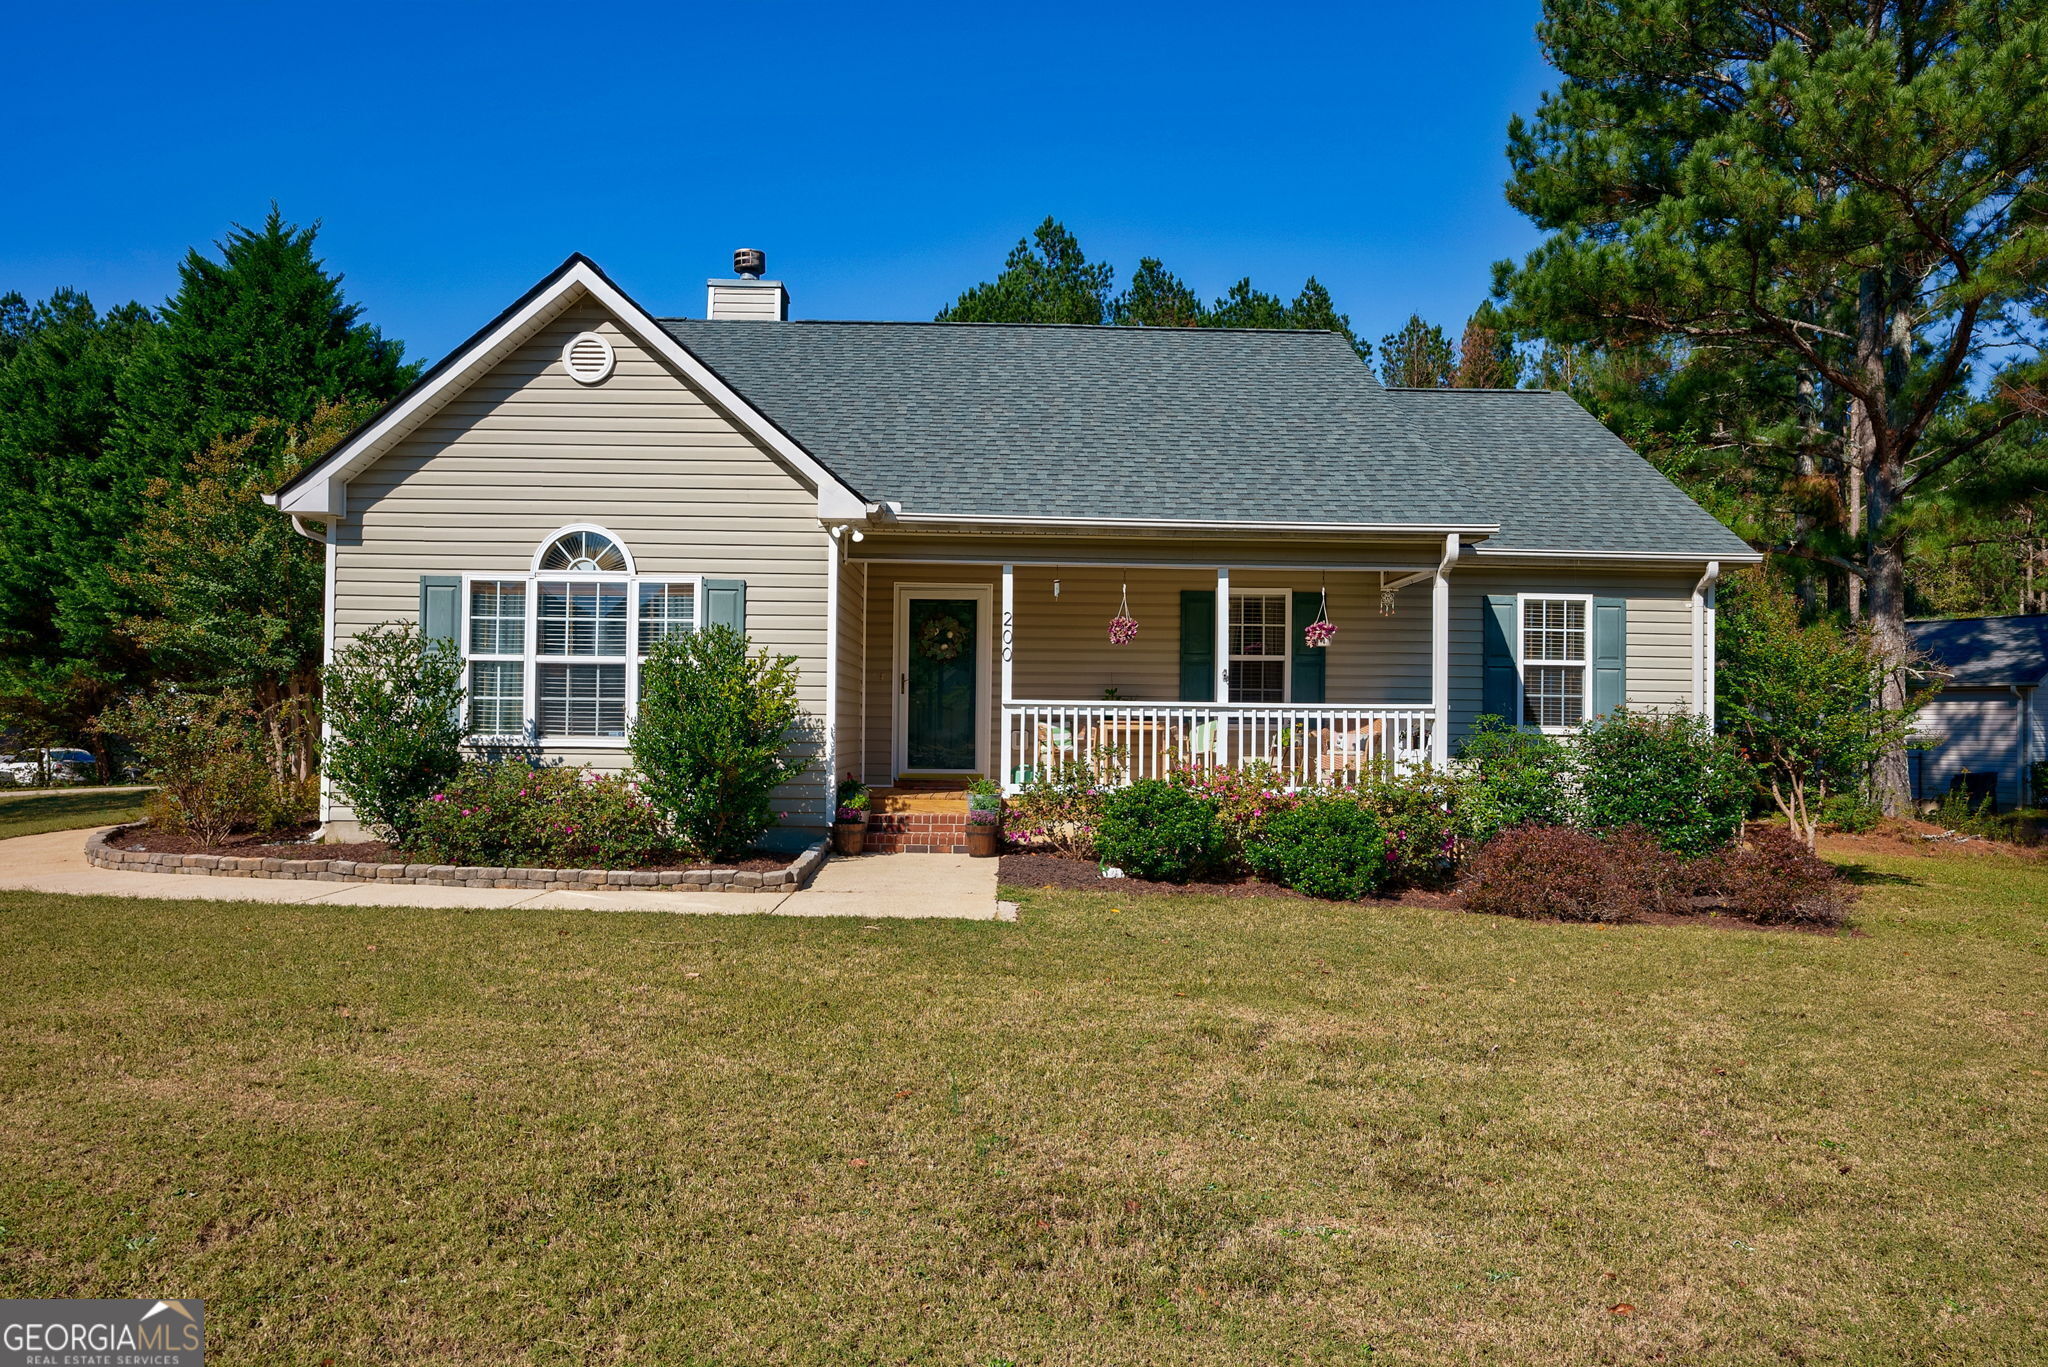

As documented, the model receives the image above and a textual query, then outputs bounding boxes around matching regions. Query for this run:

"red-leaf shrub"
[1460,824,1683,923]
[1707,823,1853,926]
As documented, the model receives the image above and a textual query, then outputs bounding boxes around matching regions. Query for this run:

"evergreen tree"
[112,207,418,479]
[1285,278,1372,363]
[0,291,160,756]
[1497,0,2048,810]
[1378,313,1456,388]
[1112,258,1206,327]
[936,217,1115,324]
[1455,301,1522,388]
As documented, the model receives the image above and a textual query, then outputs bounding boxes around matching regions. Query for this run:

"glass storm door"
[906,597,979,771]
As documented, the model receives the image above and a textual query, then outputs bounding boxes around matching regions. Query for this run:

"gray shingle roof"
[661,318,1752,556]
[1909,615,2048,687]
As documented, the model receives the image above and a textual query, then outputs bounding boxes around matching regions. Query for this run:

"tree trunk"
[1856,270,1916,816]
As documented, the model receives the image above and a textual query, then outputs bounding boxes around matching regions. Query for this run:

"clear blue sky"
[3,1,1556,365]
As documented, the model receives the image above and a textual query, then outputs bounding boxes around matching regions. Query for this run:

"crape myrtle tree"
[1496,0,2048,813]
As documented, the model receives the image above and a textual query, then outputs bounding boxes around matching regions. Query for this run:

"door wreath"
[919,614,969,661]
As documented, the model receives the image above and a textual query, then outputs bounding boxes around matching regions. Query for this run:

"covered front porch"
[835,533,1460,794]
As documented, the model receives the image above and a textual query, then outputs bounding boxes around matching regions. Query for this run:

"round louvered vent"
[561,331,615,384]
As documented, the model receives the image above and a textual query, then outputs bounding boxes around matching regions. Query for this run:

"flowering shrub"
[1351,768,1468,890]
[1008,748,1124,857]
[409,761,666,869]
[1094,779,1225,881]
[1244,796,1388,900]
[1168,760,1297,855]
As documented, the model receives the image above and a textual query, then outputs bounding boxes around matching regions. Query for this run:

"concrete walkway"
[0,828,1016,921]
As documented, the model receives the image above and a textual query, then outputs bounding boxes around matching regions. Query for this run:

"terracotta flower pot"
[833,821,868,855]
[965,825,1000,858]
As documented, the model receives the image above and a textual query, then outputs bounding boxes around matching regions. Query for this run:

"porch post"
[1000,563,1015,790]
[1430,534,1456,766]
[1215,567,1231,763]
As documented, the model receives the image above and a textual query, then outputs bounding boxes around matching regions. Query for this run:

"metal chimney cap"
[733,248,766,279]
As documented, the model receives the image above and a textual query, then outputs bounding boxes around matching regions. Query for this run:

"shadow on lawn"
[1833,861,1920,887]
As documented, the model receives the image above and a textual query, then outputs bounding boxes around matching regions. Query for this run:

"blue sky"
[3,1,1556,365]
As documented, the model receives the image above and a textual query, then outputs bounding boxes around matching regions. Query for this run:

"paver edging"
[85,825,828,895]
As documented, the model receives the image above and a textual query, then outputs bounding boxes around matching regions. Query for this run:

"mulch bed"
[104,823,787,873]
[997,850,1459,908]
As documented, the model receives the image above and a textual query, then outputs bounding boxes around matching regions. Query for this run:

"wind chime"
[1305,575,1338,647]
[1108,578,1139,645]
[1378,571,1398,616]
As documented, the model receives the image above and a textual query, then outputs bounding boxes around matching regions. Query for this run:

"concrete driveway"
[0,828,1016,921]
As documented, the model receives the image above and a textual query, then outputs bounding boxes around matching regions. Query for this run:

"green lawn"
[0,846,2042,1365]
[0,786,148,840]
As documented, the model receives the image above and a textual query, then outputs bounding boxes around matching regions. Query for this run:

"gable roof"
[662,319,1755,557]
[1908,614,2048,688]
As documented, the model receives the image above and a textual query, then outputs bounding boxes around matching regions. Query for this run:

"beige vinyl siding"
[1914,689,2028,809]
[1448,565,1698,738]
[834,558,867,790]
[329,304,832,837]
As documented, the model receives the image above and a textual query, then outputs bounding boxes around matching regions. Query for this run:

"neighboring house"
[267,253,1759,845]
[1907,614,2048,811]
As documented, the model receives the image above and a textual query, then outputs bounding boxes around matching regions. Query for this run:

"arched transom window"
[458,527,697,742]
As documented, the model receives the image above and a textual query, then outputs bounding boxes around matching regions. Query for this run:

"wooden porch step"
[869,786,969,815]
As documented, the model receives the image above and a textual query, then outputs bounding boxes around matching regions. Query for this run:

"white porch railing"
[1000,701,1435,792]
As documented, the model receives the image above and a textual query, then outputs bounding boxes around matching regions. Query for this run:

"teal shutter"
[420,576,461,650]
[1290,590,1325,703]
[704,578,747,633]
[1481,593,1519,723]
[1592,597,1627,718]
[1179,590,1215,701]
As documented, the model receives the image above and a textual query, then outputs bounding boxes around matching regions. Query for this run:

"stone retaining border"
[85,825,827,894]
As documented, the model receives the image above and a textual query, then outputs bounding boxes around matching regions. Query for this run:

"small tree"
[631,625,815,861]
[1576,708,1753,857]
[321,623,466,843]
[1718,572,1924,849]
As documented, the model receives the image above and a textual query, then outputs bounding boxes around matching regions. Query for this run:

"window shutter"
[1481,593,1518,722]
[1179,590,1215,701]
[1592,597,1627,718]
[1290,590,1325,704]
[704,579,747,633]
[419,576,461,650]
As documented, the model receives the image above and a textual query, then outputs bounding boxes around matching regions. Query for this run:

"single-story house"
[267,253,1759,847]
[1907,613,2048,811]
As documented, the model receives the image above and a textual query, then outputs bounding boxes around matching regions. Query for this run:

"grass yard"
[0,846,2042,1365]
[0,786,148,840]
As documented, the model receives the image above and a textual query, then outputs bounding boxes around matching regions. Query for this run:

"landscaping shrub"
[1576,708,1753,856]
[1706,823,1853,926]
[1353,767,1467,890]
[96,691,307,845]
[1819,791,1883,834]
[1008,748,1123,857]
[1456,717,1581,840]
[631,625,816,862]
[408,761,665,869]
[1460,824,1682,923]
[1244,795,1388,900]
[1168,759,1297,857]
[322,622,466,844]
[1094,778,1225,882]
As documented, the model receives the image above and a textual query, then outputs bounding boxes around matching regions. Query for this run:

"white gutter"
[879,511,1499,536]
[1475,546,1764,564]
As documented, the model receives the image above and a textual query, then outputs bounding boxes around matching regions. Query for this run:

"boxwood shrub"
[1094,779,1225,882]
[1576,708,1753,856]
[1244,796,1388,900]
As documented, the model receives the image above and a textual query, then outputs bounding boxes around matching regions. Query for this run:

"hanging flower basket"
[1304,618,1337,648]
[1107,580,1138,645]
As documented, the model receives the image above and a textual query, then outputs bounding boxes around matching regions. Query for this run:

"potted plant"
[833,776,870,855]
[964,777,1003,858]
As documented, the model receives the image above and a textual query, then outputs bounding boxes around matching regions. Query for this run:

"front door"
[905,596,979,771]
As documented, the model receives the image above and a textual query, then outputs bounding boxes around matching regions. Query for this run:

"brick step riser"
[864,812,973,855]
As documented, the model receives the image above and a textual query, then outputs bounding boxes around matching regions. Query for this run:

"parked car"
[0,748,99,785]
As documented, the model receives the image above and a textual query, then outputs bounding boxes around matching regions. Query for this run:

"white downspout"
[1430,533,1457,766]
[1692,561,1722,719]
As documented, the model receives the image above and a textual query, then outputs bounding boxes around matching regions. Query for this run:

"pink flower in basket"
[1303,619,1337,648]
[1107,615,1139,646]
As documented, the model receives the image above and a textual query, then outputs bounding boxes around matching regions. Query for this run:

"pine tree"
[1378,314,1456,388]
[936,217,1115,324]
[1455,301,1521,388]
[1497,0,2048,811]
[112,207,418,479]
[1112,258,1206,327]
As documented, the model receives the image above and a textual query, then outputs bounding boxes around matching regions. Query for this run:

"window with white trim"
[1520,596,1588,729]
[1229,591,1289,703]
[458,529,698,743]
